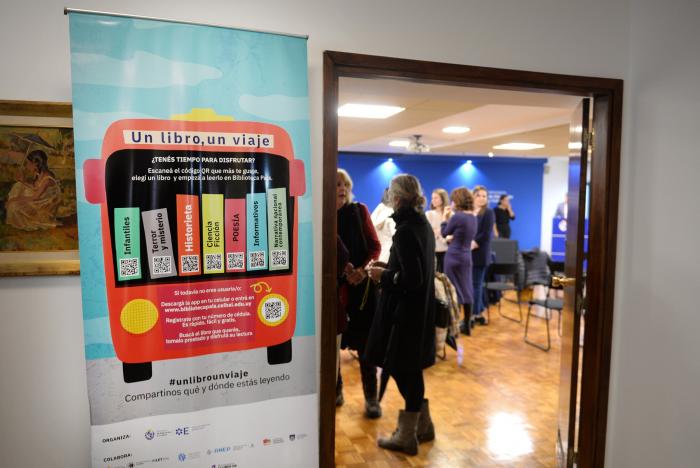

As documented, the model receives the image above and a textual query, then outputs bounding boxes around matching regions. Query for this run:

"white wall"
[540,157,569,253]
[2,0,699,466]
[0,276,89,467]
[605,0,700,466]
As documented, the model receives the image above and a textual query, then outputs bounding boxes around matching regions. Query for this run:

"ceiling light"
[442,126,470,134]
[488,152,494,158]
[407,135,430,153]
[338,103,405,119]
[568,142,583,150]
[493,143,545,151]
[389,140,410,148]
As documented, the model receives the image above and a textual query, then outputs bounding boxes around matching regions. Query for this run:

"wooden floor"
[335,296,561,467]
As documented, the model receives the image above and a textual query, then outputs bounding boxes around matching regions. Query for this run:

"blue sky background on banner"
[69,14,313,360]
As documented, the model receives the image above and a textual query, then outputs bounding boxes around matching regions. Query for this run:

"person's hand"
[367,259,388,269]
[442,206,453,222]
[343,262,363,285]
[346,268,359,285]
[345,269,359,285]
[471,240,479,250]
[445,234,454,244]
[366,265,386,283]
[347,267,367,285]
[343,262,355,277]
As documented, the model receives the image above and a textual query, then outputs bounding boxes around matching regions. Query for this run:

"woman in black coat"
[366,174,436,456]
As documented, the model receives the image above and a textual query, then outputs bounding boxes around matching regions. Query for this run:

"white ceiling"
[338,77,585,158]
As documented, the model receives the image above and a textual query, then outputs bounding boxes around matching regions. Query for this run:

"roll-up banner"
[68,11,315,467]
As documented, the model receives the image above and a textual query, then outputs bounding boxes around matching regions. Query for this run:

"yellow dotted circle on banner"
[257,294,289,327]
[120,299,159,335]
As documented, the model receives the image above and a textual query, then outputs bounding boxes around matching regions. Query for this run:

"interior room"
[333,77,581,466]
[1,1,699,468]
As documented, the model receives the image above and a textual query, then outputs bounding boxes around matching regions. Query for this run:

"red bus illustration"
[84,118,305,382]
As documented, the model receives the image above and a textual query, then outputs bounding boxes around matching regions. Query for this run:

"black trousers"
[391,370,425,412]
[337,357,378,401]
[435,252,446,273]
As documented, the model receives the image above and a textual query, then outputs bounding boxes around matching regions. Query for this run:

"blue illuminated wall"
[339,153,546,250]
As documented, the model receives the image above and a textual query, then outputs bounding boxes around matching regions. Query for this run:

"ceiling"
[338,77,585,158]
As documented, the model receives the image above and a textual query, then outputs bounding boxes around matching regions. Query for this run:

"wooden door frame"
[320,50,622,468]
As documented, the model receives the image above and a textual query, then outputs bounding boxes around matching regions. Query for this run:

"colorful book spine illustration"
[246,192,268,270]
[202,193,225,274]
[266,187,289,271]
[225,198,246,272]
[114,207,142,281]
[141,208,177,279]
[176,194,201,276]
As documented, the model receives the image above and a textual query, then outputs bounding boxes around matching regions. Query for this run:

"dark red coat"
[337,202,380,351]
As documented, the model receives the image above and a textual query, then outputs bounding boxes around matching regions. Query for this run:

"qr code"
[263,299,284,322]
[249,251,266,268]
[271,250,288,268]
[180,255,199,273]
[119,258,140,278]
[227,252,244,270]
[153,256,172,275]
[205,253,223,271]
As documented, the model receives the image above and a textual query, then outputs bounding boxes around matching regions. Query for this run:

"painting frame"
[0,100,79,276]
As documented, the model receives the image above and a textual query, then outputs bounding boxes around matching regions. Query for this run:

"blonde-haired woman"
[366,173,436,456]
[336,168,383,418]
[471,185,495,325]
[425,188,449,272]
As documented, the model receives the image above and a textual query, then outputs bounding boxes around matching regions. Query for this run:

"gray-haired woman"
[365,173,436,456]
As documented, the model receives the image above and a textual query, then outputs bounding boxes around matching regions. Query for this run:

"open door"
[557,98,591,467]
[323,51,623,468]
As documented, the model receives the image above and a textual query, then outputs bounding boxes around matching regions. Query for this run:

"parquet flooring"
[335,295,561,467]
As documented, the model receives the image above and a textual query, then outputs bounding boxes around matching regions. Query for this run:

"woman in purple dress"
[440,187,477,335]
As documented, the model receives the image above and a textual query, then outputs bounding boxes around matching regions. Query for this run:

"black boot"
[459,304,472,336]
[360,360,382,419]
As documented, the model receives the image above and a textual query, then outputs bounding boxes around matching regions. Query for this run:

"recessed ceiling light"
[493,143,545,151]
[442,126,470,134]
[338,103,405,119]
[389,140,410,148]
[568,142,583,150]
[488,152,494,157]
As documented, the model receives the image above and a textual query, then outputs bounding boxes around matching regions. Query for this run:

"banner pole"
[63,7,309,40]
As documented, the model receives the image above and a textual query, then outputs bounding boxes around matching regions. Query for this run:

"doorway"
[320,51,622,468]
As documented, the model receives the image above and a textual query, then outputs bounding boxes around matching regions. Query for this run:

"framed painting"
[0,100,79,276]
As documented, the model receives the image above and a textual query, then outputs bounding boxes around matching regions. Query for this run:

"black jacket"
[364,207,436,373]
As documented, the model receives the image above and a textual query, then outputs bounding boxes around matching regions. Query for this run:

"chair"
[524,273,564,351]
[485,239,522,322]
